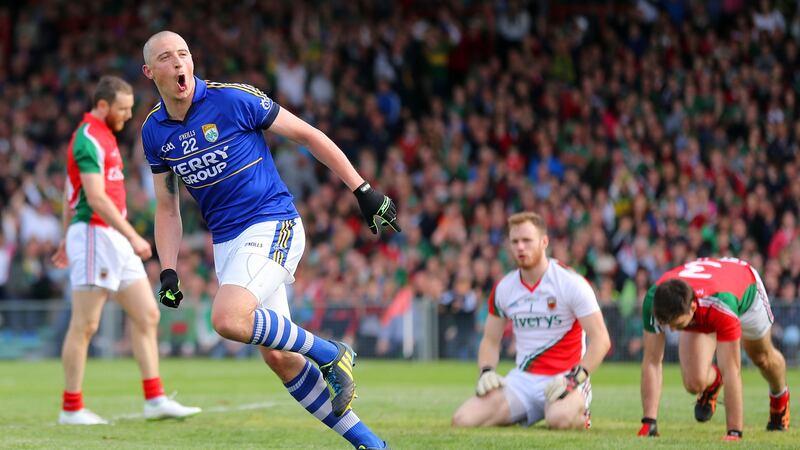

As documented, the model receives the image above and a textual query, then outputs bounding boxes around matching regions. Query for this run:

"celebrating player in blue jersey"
[141,31,398,449]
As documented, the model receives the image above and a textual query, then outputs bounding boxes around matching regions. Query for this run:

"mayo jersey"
[488,260,600,375]
[141,77,298,243]
[642,257,758,341]
[67,112,127,226]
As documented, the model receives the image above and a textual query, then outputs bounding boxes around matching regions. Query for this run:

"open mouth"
[177,74,187,92]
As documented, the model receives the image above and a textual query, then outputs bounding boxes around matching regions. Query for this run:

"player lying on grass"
[452,212,610,429]
[639,257,790,441]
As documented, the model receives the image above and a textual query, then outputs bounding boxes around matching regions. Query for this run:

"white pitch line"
[109,400,282,421]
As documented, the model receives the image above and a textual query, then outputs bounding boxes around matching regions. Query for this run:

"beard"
[106,117,124,132]
[515,251,543,270]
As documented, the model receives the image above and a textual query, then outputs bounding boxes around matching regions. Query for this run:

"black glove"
[637,417,659,437]
[353,181,401,235]
[158,269,183,308]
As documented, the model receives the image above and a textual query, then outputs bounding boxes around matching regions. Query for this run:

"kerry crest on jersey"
[202,123,219,142]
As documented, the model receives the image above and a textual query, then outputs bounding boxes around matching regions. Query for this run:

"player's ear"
[96,99,110,115]
[142,64,153,80]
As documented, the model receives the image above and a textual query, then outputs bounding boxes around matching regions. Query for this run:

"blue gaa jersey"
[142,77,298,243]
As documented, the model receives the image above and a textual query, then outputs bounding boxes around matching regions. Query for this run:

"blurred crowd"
[3,0,800,362]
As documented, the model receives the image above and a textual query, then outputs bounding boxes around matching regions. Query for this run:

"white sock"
[770,386,788,397]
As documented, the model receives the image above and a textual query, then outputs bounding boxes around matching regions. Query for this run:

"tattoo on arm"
[165,172,178,195]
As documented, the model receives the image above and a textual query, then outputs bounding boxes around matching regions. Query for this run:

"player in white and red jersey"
[51,76,199,425]
[638,257,789,441]
[452,212,610,429]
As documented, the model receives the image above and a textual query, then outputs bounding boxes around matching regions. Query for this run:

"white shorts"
[66,222,146,292]
[740,267,774,340]
[504,368,592,426]
[213,219,305,318]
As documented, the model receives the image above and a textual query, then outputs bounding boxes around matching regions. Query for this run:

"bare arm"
[268,107,364,190]
[51,186,74,268]
[60,186,73,233]
[577,311,611,373]
[152,171,182,270]
[81,172,151,259]
[717,339,743,432]
[478,314,506,371]
[641,331,665,419]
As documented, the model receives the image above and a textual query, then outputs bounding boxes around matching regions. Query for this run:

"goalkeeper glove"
[722,430,742,441]
[353,182,401,235]
[637,417,659,437]
[544,365,589,402]
[476,367,505,396]
[158,269,184,308]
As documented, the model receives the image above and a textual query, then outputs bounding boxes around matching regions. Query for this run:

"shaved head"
[143,30,187,65]
[142,30,195,107]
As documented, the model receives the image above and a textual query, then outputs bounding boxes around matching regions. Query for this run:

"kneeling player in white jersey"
[452,212,610,429]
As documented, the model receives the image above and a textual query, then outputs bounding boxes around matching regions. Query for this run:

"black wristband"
[480,366,494,375]
[353,181,372,197]
[726,430,743,438]
[160,268,178,282]
[642,417,657,424]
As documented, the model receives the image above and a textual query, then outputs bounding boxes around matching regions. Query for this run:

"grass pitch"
[0,359,796,449]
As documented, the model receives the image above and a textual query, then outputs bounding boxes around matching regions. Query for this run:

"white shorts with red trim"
[503,368,592,426]
[212,219,305,318]
[740,267,774,340]
[66,222,146,292]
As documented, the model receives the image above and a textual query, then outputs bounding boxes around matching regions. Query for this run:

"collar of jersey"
[82,112,111,133]
[154,76,208,123]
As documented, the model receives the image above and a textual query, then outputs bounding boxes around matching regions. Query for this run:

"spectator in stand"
[2,0,800,364]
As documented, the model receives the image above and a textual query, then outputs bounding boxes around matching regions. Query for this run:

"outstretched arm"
[542,311,610,404]
[475,314,507,396]
[268,107,400,234]
[152,171,182,270]
[641,331,665,420]
[81,172,151,260]
[268,107,363,190]
[577,311,611,374]
[52,185,74,268]
[478,314,506,372]
[717,339,743,433]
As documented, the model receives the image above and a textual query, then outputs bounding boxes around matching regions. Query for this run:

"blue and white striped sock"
[250,308,338,365]
[285,360,384,449]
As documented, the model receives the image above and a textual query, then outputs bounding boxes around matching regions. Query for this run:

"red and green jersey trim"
[68,122,105,225]
[487,271,544,318]
[487,283,504,318]
[519,320,583,375]
[642,285,659,333]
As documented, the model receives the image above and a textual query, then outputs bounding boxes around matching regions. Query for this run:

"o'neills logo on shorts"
[244,242,263,248]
